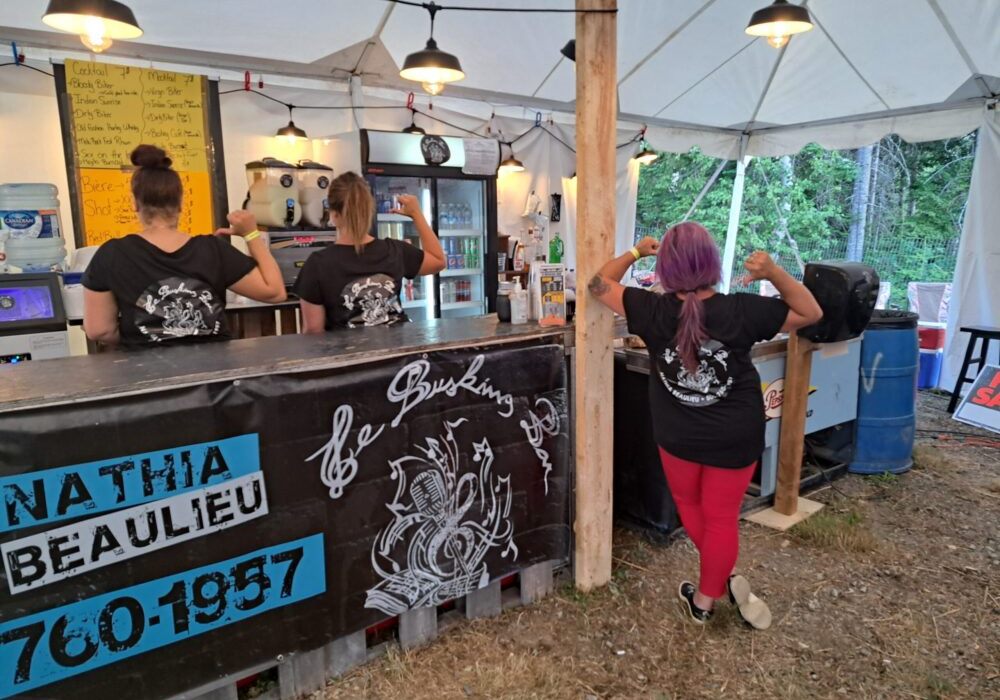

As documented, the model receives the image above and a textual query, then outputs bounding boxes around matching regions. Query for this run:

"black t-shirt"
[82,234,256,348]
[623,288,789,468]
[293,239,425,330]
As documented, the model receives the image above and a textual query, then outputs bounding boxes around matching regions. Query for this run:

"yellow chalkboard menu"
[57,60,223,247]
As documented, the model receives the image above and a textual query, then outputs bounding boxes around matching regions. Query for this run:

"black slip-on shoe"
[677,581,713,624]
[727,574,772,630]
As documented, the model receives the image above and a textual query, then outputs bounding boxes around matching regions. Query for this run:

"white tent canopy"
[2,0,998,156]
[1,0,998,387]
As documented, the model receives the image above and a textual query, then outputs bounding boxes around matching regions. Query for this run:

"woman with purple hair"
[589,222,822,628]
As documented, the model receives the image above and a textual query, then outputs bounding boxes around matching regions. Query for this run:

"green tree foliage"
[635,134,975,306]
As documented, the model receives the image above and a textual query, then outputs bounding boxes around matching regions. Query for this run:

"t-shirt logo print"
[135,277,223,341]
[342,274,402,328]
[657,339,735,407]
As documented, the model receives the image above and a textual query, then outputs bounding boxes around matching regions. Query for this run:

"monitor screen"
[0,285,56,324]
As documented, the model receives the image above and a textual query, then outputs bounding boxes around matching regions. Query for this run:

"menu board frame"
[53,61,229,249]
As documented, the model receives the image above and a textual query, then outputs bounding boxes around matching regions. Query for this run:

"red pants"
[659,448,756,599]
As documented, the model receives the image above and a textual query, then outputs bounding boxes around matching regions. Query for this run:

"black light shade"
[498,156,525,174]
[402,111,426,135]
[745,0,813,48]
[276,120,308,142]
[43,0,142,52]
[561,40,576,62]
[400,38,465,95]
[634,141,658,165]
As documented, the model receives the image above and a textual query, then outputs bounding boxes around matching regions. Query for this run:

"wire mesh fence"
[633,224,960,308]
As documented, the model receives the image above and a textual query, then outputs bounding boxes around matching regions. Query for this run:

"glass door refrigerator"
[361,130,498,321]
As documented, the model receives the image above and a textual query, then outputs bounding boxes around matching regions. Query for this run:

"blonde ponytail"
[328,172,375,254]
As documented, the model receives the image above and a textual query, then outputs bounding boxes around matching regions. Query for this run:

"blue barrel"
[850,310,919,474]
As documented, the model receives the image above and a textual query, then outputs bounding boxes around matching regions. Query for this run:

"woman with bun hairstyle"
[295,172,445,332]
[588,222,822,628]
[83,145,286,347]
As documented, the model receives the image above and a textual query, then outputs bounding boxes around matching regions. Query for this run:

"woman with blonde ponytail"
[589,222,821,628]
[295,172,445,331]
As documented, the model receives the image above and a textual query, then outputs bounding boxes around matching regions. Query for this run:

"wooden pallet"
[172,560,561,700]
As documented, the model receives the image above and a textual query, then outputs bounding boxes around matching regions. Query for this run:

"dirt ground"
[320,392,1000,700]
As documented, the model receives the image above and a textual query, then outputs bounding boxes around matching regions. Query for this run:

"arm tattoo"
[588,274,610,297]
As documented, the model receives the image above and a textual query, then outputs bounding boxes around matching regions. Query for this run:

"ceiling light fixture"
[561,40,576,62]
[498,144,524,175]
[745,0,813,49]
[276,106,308,143]
[400,2,465,96]
[42,0,142,53]
[402,110,426,135]
[634,140,658,166]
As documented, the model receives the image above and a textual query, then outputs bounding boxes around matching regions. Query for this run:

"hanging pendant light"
[634,140,658,166]
[498,156,525,175]
[42,0,142,53]
[402,110,426,135]
[400,2,465,96]
[276,106,307,143]
[498,144,524,175]
[561,40,576,63]
[745,0,813,49]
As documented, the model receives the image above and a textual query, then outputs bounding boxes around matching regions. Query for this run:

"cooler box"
[917,322,946,389]
[918,349,943,389]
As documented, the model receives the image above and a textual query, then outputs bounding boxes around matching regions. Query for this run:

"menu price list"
[66,60,208,172]
[79,170,213,245]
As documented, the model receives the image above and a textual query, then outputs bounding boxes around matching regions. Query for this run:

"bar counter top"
[0,317,573,414]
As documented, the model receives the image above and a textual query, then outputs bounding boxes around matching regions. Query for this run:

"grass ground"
[318,392,1000,699]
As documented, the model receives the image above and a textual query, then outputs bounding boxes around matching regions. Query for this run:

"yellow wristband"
[243,230,261,242]
[629,246,641,261]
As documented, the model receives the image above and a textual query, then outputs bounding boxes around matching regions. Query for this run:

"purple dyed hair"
[655,222,722,373]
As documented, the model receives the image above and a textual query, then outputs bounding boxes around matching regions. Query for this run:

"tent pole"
[721,138,750,292]
[574,0,616,592]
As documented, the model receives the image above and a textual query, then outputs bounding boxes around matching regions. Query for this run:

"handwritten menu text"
[64,59,215,245]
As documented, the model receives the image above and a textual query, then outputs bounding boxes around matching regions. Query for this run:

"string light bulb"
[745,0,813,49]
[400,2,465,95]
[42,0,142,53]
[275,106,307,143]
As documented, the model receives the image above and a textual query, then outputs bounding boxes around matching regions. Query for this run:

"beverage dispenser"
[0,184,67,273]
[244,158,301,229]
[296,160,333,228]
[800,261,879,343]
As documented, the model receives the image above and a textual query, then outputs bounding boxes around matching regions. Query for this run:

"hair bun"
[130,144,173,170]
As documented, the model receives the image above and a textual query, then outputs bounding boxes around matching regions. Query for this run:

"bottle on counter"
[510,281,529,324]
[512,238,526,272]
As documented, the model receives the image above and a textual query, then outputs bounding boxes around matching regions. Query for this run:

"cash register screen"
[0,285,56,324]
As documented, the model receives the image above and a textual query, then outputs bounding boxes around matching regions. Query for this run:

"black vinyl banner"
[0,344,570,699]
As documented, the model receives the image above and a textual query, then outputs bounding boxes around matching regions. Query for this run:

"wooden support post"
[747,333,824,530]
[574,0,617,592]
[775,333,813,514]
